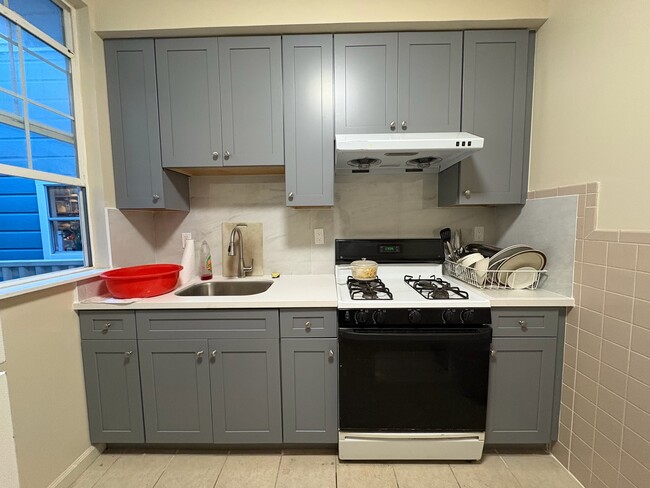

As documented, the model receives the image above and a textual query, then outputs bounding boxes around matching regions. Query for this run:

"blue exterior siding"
[0,175,44,260]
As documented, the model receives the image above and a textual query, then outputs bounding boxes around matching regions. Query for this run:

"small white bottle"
[179,238,196,286]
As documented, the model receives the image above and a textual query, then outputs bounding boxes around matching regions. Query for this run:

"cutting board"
[221,223,264,277]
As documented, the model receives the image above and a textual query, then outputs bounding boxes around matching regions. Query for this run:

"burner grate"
[404,274,469,300]
[347,276,393,300]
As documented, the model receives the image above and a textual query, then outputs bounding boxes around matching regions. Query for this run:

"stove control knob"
[372,310,386,324]
[460,309,474,323]
[442,309,455,323]
[354,310,370,325]
[408,309,422,324]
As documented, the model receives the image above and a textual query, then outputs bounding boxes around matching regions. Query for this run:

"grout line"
[392,464,400,488]
[151,452,175,488]
[272,452,282,488]
[211,450,230,488]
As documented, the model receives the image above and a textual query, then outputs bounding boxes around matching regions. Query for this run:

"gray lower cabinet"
[438,30,534,206]
[283,34,334,207]
[138,339,213,443]
[104,39,189,210]
[281,338,338,443]
[486,307,564,444]
[81,340,144,443]
[210,339,282,443]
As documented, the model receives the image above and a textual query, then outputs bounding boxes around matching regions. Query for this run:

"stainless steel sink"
[175,280,273,297]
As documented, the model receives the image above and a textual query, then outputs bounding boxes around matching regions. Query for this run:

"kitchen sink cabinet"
[81,340,144,443]
[486,307,565,445]
[156,36,283,168]
[438,30,534,206]
[334,32,462,134]
[280,309,338,443]
[104,39,189,210]
[283,35,334,207]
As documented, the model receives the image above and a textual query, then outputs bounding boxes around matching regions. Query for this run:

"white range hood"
[335,132,484,174]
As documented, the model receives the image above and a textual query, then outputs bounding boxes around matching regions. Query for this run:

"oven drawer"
[280,309,336,338]
[490,308,559,337]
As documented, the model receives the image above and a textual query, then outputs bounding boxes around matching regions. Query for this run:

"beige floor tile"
[154,453,227,488]
[275,454,336,488]
[70,453,120,488]
[450,454,521,488]
[500,453,583,488]
[393,463,460,488]
[336,461,398,488]
[214,453,281,488]
[94,453,173,488]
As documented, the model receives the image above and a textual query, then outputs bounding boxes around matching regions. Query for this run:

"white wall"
[530,0,650,230]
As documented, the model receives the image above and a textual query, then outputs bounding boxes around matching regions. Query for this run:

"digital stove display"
[378,244,401,254]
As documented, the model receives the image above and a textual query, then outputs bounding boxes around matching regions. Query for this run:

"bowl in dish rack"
[100,264,182,298]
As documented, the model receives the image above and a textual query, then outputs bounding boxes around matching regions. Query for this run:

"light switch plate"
[314,228,324,245]
[474,226,485,242]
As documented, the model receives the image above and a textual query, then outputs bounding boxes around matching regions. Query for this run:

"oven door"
[339,327,492,432]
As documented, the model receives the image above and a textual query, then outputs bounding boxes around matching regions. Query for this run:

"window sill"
[0,267,108,301]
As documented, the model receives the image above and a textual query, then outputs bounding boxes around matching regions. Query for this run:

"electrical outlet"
[314,228,324,245]
[473,226,484,242]
[181,232,192,248]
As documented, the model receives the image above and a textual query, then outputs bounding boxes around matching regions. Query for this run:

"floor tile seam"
[211,449,230,488]
[551,453,588,488]
[151,452,177,488]
[446,461,463,488]
[391,464,400,488]
[272,452,282,488]
[83,453,122,488]
[495,453,527,488]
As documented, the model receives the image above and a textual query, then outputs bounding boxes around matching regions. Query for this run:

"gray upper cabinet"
[219,36,284,166]
[439,30,533,206]
[335,32,462,135]
[139,339,213,443]
[210,339,282,443]
[81,340,144,443]
[156,38,222,168]
[335,33,398,134]
[104,39,189,210]
[283,35,334,207]
[397,32,462,132]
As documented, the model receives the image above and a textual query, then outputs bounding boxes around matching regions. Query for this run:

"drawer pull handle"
[328,349,335,360]
[124,351,133,358]
[210,350,217,359]
[103,322,111,331]
[196,350,204,359]
[519,320,528,330]
[490,349,497,357]
[305,321,311,331]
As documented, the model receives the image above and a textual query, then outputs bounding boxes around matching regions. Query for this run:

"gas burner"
[347,276,393,300]
[404,274,469,300]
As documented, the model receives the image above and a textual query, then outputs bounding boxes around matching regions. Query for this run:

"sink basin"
[175,281,274,297]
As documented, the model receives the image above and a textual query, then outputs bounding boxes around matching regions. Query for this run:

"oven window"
[339,330,490,432]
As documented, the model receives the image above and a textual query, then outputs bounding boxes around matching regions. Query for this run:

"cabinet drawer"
[79,311,136,340]
[137,310,279,339]
[491,308,559,337]
[280,309,337,338]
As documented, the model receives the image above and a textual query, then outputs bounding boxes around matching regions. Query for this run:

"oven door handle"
[339,328,492,343]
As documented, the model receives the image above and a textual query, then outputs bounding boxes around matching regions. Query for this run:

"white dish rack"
[443,260,547,290]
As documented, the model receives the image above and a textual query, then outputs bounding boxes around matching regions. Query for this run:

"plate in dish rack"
[489,244,533,264]
[496,250,547,284]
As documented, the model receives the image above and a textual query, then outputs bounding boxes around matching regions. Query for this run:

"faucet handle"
[243,258,254,275]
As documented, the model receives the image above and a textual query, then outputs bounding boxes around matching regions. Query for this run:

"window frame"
[0,0,96,292]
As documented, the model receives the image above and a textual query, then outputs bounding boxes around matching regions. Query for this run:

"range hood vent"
[335,132,484,174]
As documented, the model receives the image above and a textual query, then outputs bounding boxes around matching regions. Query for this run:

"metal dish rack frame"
[443,260,547,290]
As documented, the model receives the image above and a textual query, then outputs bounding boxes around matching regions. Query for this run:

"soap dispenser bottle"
[199,240,213,280]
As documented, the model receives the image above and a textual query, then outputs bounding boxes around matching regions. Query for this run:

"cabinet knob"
[103,322,111,332]
[196,350,204,359]
[212,151,219,161]
[401,121,407,131]
[305,321,311,331]
[124,351,133,358]
[224,151,230,160]
[490,349,497,357]
[210,350,217,359]
[389,121,396,131]
[328,349,334,360]
[288,192,294,202]
[153,194,160,202]
[519,320,528,330]
[463,190,471,199]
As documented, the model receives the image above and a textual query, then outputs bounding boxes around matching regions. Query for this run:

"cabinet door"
[210,339,282,443]
[218,36,284,166]
[486,337,556,444]
[156,38,222,168]
[281,339,338,443]
[444,30,530,205]
[81,340,144,443]
[105,40,188,210]
[139,340,213,443]
[283,35,334,207]
[334,33,398,134]
[397,32,462,132]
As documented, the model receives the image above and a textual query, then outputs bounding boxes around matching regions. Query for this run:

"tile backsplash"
[108,174,497,275]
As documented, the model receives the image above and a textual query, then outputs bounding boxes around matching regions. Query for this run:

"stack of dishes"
[454,244,547,289]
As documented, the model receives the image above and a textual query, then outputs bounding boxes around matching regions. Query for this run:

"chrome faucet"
[227,224,253,278]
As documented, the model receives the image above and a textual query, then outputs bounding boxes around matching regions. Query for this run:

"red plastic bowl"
[100,264,183,298]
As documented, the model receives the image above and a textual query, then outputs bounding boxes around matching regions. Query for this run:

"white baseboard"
[48,444,106,488]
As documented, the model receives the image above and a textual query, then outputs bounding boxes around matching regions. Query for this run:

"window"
[0,1,90,284]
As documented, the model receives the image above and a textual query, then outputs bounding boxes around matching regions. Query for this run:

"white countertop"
[74,274,337,310]
[74,273,574,310]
